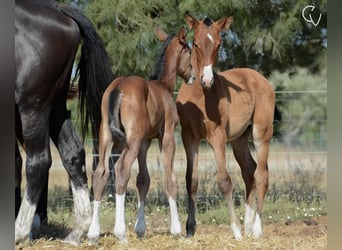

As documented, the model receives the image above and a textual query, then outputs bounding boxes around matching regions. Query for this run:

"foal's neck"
[158,55,178,94]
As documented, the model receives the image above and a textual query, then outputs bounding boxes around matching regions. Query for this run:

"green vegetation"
[62,0,327,147]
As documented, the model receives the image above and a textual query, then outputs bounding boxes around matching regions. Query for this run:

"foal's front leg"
[181,130,200,237]
[209,133,242,240]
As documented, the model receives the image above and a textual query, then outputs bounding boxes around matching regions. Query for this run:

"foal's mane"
[150,33,176,80]
[203,17,213,26]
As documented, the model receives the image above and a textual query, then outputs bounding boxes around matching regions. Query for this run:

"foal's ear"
[216,15,233,30]
[185,11,199,30]
[155,25,168,42]
[178,27,187,45]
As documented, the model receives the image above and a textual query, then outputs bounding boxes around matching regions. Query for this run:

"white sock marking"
[244,204,255,236]
[63,183,92,246]
[114,193,127,242]
[168,197,181,236]
[88,200,102,245]
[231,222,243,240]
[15,191,36,244]
[253,212,263,238]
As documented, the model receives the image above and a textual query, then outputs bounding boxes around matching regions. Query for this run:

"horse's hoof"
[135,230,145,239]
[88,238,98,246]
[15,238,31,248]
[186,231,195,238]
[62,233,80,247]
[117,237,128,244]
[29,214,41,240]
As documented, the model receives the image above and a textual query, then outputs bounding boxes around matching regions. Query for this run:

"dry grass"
[18,214,327,250]
[17,144,327,249]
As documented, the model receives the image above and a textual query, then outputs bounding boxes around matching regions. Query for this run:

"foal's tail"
[59,5,115,141]
[108,88,127,147]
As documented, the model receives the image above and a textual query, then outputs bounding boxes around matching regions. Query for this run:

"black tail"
[60,5,115,141]
[274,104,282,122]
[108,88,126,146]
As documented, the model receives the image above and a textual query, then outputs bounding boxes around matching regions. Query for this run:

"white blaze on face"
[202,64,213,86]
[207,33,214,44]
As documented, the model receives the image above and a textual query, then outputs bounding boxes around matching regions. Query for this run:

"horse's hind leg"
[88,121,114,245]
[15,109,52,246]
[50,115,91,246]
[250,123,273,238]
[135,138,151,238]
[230,128,257,237]
[159,120,181,236]
[114,137,142,242]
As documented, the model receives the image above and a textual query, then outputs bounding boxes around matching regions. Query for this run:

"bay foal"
[176,12,280,239]
[88,27,192,244]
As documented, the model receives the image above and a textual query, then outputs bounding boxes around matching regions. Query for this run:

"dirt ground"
[17,146,327,249]
[17,215,327,250]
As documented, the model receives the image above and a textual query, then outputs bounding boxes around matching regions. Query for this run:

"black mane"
[150,33,176,80]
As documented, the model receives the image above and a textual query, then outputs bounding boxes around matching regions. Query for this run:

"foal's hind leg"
[88,122,114,245]
[159,120,181,237]
[250,124,273,238]
[230,128,257,237]
[50,117,91,246]
[135,138,151,238]
[15,110,52,246]
[114,137,142,242]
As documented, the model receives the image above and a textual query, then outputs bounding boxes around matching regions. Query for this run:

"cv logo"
[302,5,322,27]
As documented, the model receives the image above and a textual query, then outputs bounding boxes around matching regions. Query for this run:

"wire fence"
[23,90,326,207]
[79,90,327,203]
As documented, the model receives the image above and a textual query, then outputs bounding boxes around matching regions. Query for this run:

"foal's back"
[177,67,275,141]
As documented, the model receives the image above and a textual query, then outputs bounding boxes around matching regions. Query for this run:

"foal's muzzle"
[201,76,214,88]
[201,64,214,87]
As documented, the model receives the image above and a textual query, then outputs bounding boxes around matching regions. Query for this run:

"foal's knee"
[165,176,177,198]
[217,175,232,194]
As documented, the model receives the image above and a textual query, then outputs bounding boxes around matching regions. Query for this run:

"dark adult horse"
[177,12,281,239]
[15,0,114,246]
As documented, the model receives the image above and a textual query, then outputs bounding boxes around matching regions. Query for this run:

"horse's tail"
[108,88,126,147]
[60,5,115,141]
[274,104,282,122]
